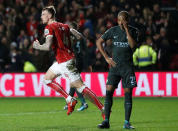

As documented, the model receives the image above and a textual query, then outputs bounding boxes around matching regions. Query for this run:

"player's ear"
[117,16,121,24]
[47,12,52,19]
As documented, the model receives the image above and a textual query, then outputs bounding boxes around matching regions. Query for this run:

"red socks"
[47,81,68,98]
[47,81,103,111]
[82,87,103,111]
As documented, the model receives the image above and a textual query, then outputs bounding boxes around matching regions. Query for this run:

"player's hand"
[88,65,93,72]
[121,17,128,32]
[33,39,40,49]
[105,57,116,67]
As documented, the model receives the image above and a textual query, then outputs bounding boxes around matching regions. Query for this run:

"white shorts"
[49,59,81,83]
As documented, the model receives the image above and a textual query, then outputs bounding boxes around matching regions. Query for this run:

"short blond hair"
[42,6,56,18]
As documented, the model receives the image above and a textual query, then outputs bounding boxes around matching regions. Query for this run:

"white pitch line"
[0,111,62,116]
[0,110,100,117]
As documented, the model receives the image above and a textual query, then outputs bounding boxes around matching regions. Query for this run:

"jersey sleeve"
[63,24,70,34]
[101,28,112,41]
[44,25,54,38]
[64,24,70,31]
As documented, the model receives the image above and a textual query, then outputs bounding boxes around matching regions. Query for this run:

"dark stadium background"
[0,0,177,72]
[0,0,178,130]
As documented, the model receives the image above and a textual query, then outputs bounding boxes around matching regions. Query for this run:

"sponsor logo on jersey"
[44,29,49,35]
[113,35,118,39]
[62,27,65,31]
[113,42,129,47]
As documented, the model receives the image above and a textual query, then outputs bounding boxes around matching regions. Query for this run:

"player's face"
[117,16,124,29]
[117,15,128,29]
[41,10,50,24]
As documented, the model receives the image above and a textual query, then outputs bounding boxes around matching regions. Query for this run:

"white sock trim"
[66,95,72,103]
[43,79,52,84]
[76,85,86,93]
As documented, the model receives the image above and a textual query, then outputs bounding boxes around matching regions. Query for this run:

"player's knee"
[43,79,52,85]
[106,85,115,92]
[70,79,86,93]
[76,85,86,93]
[124,88,133,94]
[71,79,83,87]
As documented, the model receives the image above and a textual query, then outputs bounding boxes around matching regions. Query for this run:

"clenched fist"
[33,39,40,49]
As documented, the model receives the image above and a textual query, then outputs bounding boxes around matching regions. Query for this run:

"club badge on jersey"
[44,29,49,36]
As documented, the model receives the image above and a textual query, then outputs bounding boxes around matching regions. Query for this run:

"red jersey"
[44,22,74,63]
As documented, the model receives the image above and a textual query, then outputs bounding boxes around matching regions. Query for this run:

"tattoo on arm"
[70,28,84,40]
[36,36,53,51]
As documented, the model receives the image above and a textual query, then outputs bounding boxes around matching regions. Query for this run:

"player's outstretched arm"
[96,37,116,67]
[70,28,84,40]
[33,36,53,51]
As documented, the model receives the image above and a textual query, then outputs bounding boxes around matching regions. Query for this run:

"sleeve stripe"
[45,35,53,38]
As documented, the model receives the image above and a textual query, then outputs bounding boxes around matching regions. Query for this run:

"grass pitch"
[0,97,178,131]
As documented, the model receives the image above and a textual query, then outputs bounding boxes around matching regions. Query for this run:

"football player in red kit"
[33,6,104,119]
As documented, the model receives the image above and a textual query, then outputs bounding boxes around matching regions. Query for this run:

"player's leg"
[98,85,116,129]
[44,62,77,115]
[124,88,133,122]
[69,87,76,96]
[62,59,103,117]
[63,87,88,111]
[123,88,135,129]
[44,69,69,99]
[75,89,88,111]
[122,72,137,129]
[71,79,103,113]
[74,57,88,111]
[63,87,76,110]
[98,72,120,129]
[104,85,115,122]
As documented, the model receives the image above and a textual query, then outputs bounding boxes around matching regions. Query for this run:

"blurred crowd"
[0,0,177,72]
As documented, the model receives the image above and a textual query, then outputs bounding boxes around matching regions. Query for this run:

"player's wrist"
[125,29,129,35]
[104,55,109,60]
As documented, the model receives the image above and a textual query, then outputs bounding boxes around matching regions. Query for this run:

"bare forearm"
[33,36,53,51]
[126,30,136,48]
[70,28,84,40]
[97,38,116,67]
[96,38,109,59]
[34,43,50,51]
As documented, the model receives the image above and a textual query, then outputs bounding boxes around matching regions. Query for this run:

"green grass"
[0,97,178,131]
